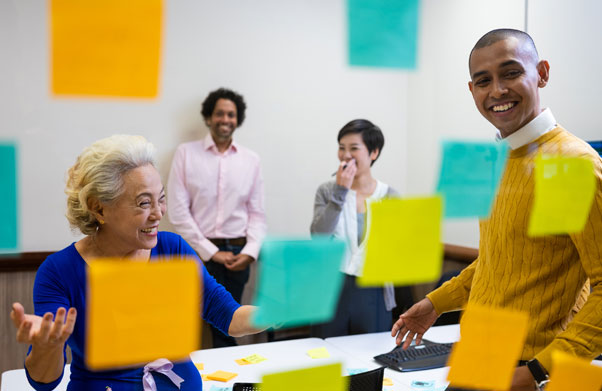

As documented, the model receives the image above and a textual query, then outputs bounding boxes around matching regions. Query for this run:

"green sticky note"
[262,363,346,391]
[436,140,509,218]
[252,237,346,328]
[358,196,442,287]
[528,155,596,236]
[0,143,18,252]
[348,0,419,69]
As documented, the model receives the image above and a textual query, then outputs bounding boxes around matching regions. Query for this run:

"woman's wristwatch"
[527,358,549,390]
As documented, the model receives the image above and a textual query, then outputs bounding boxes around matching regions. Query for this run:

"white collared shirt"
[503,108,557,150]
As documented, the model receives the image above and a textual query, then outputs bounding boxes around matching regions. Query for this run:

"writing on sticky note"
[547,351,602,391]
[207,370,238,382]
[86,259,200,370]
[447,303,529,390]
[241,353,267,364]
[307,347,330,359]
[252,237,346,328]
[528,154,596,236]
[234,358,250,366]
[262,363,346,391]
[436,140,509,218]
[0,143,18,252]
[51,0,162,98]
[358,196,443,287]
[348,0,419,69]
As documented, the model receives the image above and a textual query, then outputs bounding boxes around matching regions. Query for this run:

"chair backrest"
[346,367,385,391]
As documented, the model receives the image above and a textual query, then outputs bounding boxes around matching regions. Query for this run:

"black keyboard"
[232,383,260,391]
[373,339,453,372]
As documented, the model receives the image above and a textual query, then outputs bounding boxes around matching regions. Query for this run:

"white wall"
[2,0,601,252]
[406,0,525,247]
[0,0,407,252]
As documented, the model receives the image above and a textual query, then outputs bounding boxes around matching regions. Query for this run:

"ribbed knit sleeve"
[427,260,476,314]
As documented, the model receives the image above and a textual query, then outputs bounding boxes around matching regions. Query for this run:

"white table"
[190,337,411,390]
[326,324,461,391]
[1,365,70,391]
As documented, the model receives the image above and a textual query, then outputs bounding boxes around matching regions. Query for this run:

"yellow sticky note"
[447,303,529,390]
[383,377,394,386]
[528,154,596,236]
[547,351,602,391]
[51,0,162,98]
[206,370,238,382]
[194,363,204,371]
[235,358,251,366]
[241,353,267,364]
[86,259,200,370]
[262,363,346,391]
[307,347,330,359]
[201,374,210,381]
[358,196,443,287]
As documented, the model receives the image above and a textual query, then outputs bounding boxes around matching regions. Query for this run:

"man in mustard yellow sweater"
[391,29,602,390]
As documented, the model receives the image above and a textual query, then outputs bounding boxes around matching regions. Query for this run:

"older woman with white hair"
[10,135,263,391]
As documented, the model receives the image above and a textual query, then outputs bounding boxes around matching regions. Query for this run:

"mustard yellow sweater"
[428,127,602,371]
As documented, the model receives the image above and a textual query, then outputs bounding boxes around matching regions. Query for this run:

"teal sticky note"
[348,0,419,69]
[0,143,18,252]
[436,140,509,218]
[252,237,346,328]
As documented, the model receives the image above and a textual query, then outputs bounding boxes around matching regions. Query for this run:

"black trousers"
[204,243,250,348]
[311,274,391,338]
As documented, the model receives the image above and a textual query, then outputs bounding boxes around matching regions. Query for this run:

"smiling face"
[98,164,166,255]
[468,37,549,138]
[338,133,379,176]
[206,98,238,143]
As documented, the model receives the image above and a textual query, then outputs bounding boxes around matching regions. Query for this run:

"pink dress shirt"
[167,134,266,261]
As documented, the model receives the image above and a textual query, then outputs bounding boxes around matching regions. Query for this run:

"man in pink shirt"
[167,88,267,347]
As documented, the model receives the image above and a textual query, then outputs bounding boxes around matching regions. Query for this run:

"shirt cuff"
[241,242,260,260]
[197,239,219,262]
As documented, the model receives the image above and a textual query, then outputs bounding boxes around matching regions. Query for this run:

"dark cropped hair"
[469,28,539,71]
[201,88,247,127]
[337,119,384,166]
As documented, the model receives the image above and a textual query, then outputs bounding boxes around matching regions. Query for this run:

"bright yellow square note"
[86,258,200,370]
[547,351,602,391]
[51,0,162,98]
[262,363,346,391]
[358,196,443,287]
[528,154,596,236]
[447,303,529,390]
[307,347,330,359]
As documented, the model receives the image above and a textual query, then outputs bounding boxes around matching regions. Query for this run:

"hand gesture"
[10,302,77,353]
[391,298,438,349]
[225,254,254,271]
[211,251,235,265]
[335,159,356,189]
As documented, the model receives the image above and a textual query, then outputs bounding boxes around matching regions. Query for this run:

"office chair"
[346,366,385,391]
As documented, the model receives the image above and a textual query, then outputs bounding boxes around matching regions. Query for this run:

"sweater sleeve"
[427,259,477,315]
[25,259,68,390]
[310,182,349,234]
[169,233,242,336]
[535,154,602,371]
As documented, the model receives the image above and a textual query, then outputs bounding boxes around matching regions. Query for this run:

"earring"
[98,218,105,225]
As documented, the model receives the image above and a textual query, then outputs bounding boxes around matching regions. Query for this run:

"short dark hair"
[469,28,539,70]
[201,88,247,126]
[337,119,384,166]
